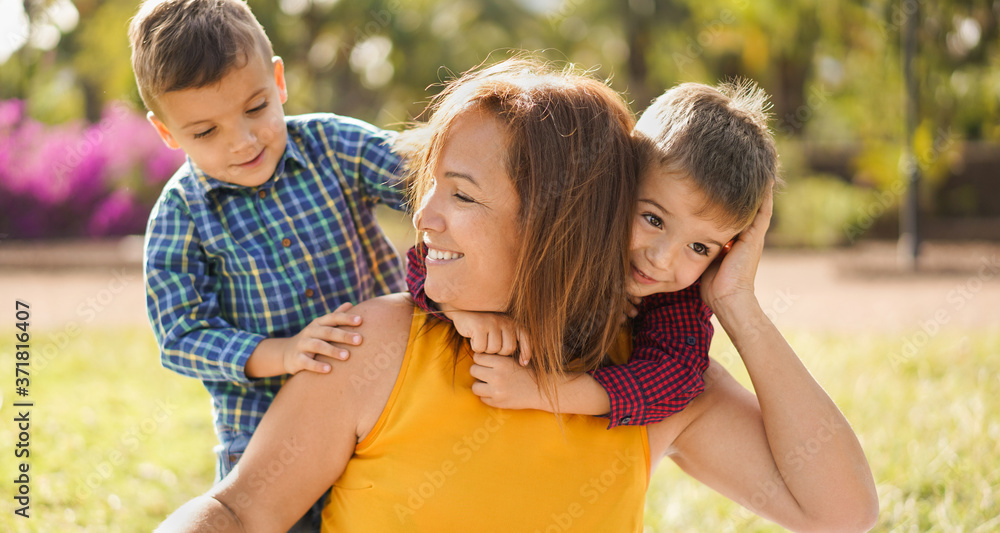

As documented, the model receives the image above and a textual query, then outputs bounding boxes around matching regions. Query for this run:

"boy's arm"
[470,356,611,415]
[589,282,713,428]
[145,195,264,384]
[147,196,361,381]
[334,115,408,211]
[464,281,711,421]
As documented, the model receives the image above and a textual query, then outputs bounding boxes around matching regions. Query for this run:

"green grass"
[645,328,1000,532]
[1,326,998,531]
[0,327,215,532]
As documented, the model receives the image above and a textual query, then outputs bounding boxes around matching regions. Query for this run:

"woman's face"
[414,110,522,312]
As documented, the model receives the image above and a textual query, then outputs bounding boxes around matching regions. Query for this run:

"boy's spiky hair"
[129,0,274,113]
[634,79,780,230]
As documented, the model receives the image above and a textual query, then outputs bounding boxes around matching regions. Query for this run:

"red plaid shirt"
[405,243,713,428]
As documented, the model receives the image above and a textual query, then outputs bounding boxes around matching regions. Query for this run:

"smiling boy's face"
[627,167,742,298]
[147,53,288,187]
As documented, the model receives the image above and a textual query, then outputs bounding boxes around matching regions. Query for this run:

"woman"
[159,59,877,532]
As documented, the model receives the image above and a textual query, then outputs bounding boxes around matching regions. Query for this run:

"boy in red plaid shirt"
[406,80,779,428]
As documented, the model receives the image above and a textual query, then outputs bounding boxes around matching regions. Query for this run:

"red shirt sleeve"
[589,281,713,428]
[406,243,452,322]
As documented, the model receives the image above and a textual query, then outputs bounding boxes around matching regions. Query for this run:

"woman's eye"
[193,127,215,139]
[248,101,268,114]
[690,242,709,256]
[642,213,663,229]
[453,192,476,203]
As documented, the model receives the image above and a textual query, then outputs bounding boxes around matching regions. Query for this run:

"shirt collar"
[192,128,308,195]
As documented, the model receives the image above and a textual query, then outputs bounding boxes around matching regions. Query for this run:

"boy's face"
[147,54,288,187]
[628,167,741,298]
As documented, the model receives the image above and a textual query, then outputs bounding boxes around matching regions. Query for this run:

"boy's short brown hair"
[129,0,274,112]
[634,80,780,230]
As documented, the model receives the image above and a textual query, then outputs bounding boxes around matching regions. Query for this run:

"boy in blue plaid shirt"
[129,0,405,515]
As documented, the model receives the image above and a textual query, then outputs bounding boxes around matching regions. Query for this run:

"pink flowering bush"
[0,99,185,239]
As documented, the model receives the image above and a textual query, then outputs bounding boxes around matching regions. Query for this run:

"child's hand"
[450,311,533,365]
[625,294,641,321]
[282,302,363,375]
[469,353,544,410]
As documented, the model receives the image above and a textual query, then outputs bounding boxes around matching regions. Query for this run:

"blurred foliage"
[1,0,998,240]
[0,99,185,238]
[771,174,877,247]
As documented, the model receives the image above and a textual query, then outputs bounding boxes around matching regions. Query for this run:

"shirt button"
[281,238,291,247]
[620,416,632,424]
[686,335,698,346]
[304,288,315,298]
[258,189,267,199]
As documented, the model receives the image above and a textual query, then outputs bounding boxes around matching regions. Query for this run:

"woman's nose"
[414,189,445,233]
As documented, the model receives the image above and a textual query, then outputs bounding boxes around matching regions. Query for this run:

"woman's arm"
[648,193,878,532]
[157,294,414,532]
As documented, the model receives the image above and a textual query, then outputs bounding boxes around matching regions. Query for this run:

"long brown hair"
[403,57,639,401]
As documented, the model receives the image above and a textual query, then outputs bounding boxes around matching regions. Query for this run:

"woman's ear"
[147,112,181,150]
[273,56,287,105]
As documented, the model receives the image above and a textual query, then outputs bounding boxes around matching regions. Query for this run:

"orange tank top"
[321,311,649,532]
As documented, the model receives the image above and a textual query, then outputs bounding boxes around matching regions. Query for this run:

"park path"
[1,238,998,334]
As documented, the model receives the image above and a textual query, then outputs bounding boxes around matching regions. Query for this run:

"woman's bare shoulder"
[350,293,417,330]
[276,293,415,438]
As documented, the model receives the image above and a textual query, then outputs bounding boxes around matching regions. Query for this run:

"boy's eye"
[193,127,215,139]
[690,242,709,256]
[248,101,268,114]
[642,213,663,229]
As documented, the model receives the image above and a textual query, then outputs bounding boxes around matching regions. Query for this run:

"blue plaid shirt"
[144,113,406,445]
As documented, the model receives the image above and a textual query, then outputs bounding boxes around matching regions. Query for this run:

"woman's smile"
[415,110,521,312]
[425,245,465,262]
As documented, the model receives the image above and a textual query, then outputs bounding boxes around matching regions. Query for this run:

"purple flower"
[0,99,184,238]
[87,188,144,236]
[0,99,25,130]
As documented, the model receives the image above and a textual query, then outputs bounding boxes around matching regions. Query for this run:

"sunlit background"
[2,0,998,243]
[0,1,998,531]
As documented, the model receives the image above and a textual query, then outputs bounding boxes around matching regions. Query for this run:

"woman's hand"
[699,187,772,312]
[662,186,878,532]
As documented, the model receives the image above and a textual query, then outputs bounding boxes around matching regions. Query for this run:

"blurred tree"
[4,0,997,140]
[2,0,998,240]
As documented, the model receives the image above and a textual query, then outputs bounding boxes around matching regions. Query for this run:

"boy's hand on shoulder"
[469,353,543,410]
[282,302,364,375]
[447,310,533,365]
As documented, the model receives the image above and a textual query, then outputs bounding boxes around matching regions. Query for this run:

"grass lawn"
[0,327,216,532]
[1,325,997,531]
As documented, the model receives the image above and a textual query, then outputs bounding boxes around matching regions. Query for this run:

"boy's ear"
[720,235,739,255]
[147,112,181,150]
[273,56,287,105]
